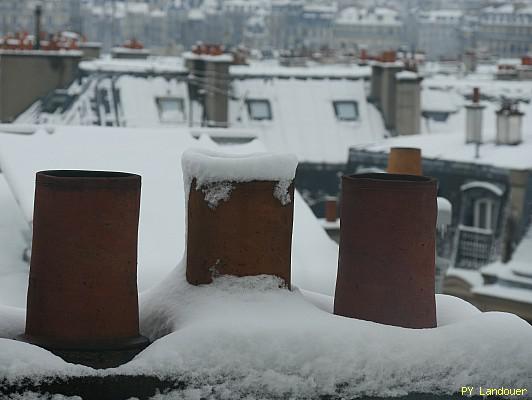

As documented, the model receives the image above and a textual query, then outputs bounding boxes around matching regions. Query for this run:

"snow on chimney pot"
[496,100,524,145]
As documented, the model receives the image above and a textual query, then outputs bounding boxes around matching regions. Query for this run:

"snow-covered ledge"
[2,270,532,398]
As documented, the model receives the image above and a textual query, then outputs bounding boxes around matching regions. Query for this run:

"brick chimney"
[185,44,234,128]
[394,71,422,136]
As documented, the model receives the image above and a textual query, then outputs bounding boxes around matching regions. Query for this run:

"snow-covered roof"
[396,70,419,81]
[80,56,187,74]
[230,63,371,79]
[482,4,532,14]
[357,127,532,170]
[336,7,402,26]
[421,88,461,114]
[229,77,383,163]
[0,49,83,57]
[476,228,532,304]
[16,61,382,164]
[418,9,463,23]
[183,51,234,63]
[0,127,532,394]
[358,76,532,170]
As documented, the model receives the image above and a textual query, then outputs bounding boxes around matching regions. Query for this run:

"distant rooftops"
[335,7,401,26]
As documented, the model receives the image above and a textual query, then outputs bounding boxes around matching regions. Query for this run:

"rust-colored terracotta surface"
[24,170,146,349]
[324,198,338,222]
[334,173,437,329]
[186,179,294,287]
[387,147,423,176]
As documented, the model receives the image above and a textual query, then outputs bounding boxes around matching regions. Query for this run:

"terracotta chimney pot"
[186,179,295,287]
[21,170,149,368]
[334,173,437,329]
[387,147,422,176]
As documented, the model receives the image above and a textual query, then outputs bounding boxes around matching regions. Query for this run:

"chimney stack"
[185,44,233,128]
[394,71,422,136]
[496,100,524,145]
[465,87,485,144]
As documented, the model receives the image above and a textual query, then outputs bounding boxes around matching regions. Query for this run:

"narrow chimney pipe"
[472,87,480,104]
[465,88,485,144]
[34,3,42,50]
[324,197,338,222]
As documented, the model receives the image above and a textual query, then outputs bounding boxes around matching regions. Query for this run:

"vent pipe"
[185,45,233,128]
[496,100,523,145]
[34,3,42,50]
[324,197,338,222]
[465,87,485,144]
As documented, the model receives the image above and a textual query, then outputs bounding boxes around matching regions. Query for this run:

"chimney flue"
[324,197,338,222]
[465,87,485,144]
[34,3,42,50]
[496,100,524,145]
[472,87,480,103]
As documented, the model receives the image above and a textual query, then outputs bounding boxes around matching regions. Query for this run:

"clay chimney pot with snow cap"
[334,173,438,329]
[183,149,298,287]
[387,147,423,175]
[21,170,149,368]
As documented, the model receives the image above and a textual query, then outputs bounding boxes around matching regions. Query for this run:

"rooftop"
[0,127,531,397]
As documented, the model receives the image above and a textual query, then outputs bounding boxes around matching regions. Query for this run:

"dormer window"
[333,101,359,121]
[246,99,272,121]
[156,97,185,124]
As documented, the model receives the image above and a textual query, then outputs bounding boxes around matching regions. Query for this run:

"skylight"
[156,97,186,124]
[246,99,272,121]
[333,101,359,121]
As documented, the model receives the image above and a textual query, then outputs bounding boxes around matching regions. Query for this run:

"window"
[156,97,185,124]
[333,101,359,121]
[246,99,272,121]
[473,198,495,230]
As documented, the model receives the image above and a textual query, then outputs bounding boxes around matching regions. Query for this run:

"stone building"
[333,7,405,52]
[415,10,464,60]
[476,4,532,58]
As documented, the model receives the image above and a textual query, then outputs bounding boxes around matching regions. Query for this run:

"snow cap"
[182,148,298,187]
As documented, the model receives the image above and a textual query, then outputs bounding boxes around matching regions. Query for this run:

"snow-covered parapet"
[182,148,298,287]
